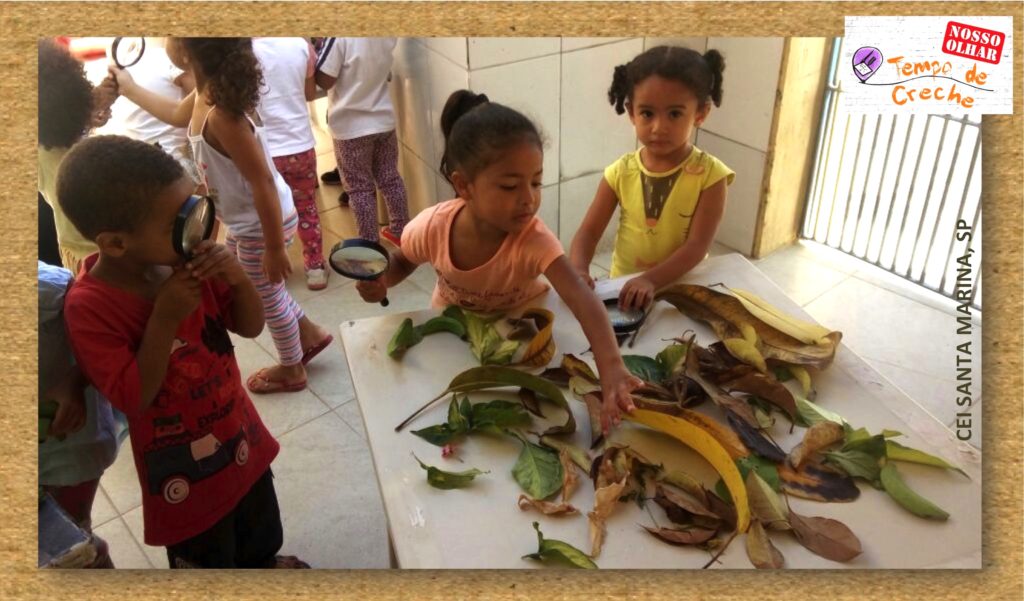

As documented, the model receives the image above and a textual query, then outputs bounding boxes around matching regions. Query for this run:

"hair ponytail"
[702,49,726,107]
[607,63,630,115]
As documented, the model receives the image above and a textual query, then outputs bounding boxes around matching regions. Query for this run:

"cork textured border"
[2,2,1020,599]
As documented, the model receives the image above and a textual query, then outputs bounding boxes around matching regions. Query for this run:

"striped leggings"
[226,212,305,366]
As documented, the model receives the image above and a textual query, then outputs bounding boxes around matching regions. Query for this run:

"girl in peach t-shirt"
[356,90,643,432]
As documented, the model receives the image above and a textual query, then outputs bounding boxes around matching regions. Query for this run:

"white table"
[339,253,981,569]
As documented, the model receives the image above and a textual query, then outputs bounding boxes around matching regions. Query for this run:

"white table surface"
[339,253,981,569]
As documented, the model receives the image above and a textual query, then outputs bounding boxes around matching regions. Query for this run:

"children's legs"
[370,130,410,237]
[234,234,304,369]
[272,149,324,271]
[334,136,379,241]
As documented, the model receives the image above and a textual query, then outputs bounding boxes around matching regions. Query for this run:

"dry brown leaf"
[514,308,556,367]
[745,520,785,568]
[642,525,717,546]
[788,421,845,469]
[788,510,862,562]
[655,484,721,522]
[561,353,599,383]
[517,494,579,516]
[518,387,544,418]
[658,284,841,370]
[560,450,579,502]
[588,474,628,558]
[684,345,760,428]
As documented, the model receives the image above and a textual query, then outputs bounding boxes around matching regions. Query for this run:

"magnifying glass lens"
[329,246,389,278]
[182,200,213,256]
[112,37,145,69]
[604,300,644,332]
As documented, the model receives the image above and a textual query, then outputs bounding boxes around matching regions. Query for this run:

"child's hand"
[598,365,642,435]
[90,75,119,128]
[355,279,388,303]
[576,267,595,289]
[186,241,247,287]
[153,267,203,323]
[47,373,87,438]
[262,246,293,284]
[619,275,656,311]
[107,64,136,97]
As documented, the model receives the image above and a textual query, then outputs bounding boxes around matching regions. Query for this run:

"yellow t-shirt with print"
[604,146,734,278]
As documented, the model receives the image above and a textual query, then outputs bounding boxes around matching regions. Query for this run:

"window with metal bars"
[802,38,982,310]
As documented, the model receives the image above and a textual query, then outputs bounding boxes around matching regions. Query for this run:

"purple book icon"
[852,47,883,82]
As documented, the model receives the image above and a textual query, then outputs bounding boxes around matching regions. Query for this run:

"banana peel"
[726,286,833,346]
[624,409,750,533]
[723,338,768,373]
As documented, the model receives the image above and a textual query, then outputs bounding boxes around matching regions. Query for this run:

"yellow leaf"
[513,308,556,367]
[624,409,751,533]
[588,474,628,557]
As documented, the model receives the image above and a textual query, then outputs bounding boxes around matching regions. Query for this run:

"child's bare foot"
[246,363,307,394]
[298,317,333,365]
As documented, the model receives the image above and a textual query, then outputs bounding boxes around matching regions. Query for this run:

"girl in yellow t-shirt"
[570,46,734,310]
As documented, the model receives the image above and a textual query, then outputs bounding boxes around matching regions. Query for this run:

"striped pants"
[333,130,410,241]
[226,212,305,366]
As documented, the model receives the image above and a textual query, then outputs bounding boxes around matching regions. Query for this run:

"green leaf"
[745,471,789,529]
[823,448,883,483]
[623,355,666,383]
[886,441,969,478]
[411,424,463,446]
[796,397,847,427]
[448,396,470,432]
[416,315,467,338]
[716,456,781,503]
[655,344,688,376]
[538,435,591,471]
[471,400,531,430]
[435,366,576,435]
[387,318,423,358]
[881,429,903,439]
[442,305,467,327]
[510,431,564,500]
[523,522,597,569]
[465,311,521,365]
[414,455,487,489]
[772,366,793,382]
[879,463,950,520]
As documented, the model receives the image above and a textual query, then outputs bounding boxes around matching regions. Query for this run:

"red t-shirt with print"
[64,255,279,546]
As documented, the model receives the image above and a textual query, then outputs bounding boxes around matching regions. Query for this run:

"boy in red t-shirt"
[58,135,308,569]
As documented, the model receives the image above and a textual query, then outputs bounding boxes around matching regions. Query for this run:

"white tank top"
[188,108,295,238]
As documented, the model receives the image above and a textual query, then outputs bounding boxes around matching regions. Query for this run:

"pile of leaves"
[398,284,967,569]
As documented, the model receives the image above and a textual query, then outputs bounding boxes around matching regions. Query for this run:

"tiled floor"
[92,121,982,568]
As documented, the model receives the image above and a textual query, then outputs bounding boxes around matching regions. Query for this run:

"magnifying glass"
[111,37,146,69]
[328,239,391,307]
[603,298,646,334]
[173,195,216,260]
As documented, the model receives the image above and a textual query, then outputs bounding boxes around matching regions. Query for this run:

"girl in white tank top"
[112,37,333,396]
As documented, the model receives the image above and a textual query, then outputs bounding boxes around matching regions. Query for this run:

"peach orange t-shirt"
[401,199,565,312]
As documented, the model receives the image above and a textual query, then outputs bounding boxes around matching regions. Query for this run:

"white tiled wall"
[389,37,784,253]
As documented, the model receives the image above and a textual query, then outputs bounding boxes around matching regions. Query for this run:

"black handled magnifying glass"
[328,239,391,307]
[111,37,146,69]
[173,195,216,260]
[604,297,646,334]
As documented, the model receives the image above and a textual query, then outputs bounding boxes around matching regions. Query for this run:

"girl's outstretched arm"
[568,177,619,288]
[354,248,418,303]
[545,255,642,433]
[206,109,291,283]
[109,65,195,127]
[619,179,727,310]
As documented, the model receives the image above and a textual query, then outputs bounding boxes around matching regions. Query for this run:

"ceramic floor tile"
[335,400,368,441]
[753,245,851,306]
[99,438,142,516]
[90,486,119,529]
[230,335,333,437]
[804,276,982,386]
[121,506,169,569]
[272,412,389,568]
[93,516,152,569]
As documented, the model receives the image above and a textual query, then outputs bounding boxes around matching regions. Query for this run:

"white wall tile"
[470,54,560,186]
[418,37,468,69]
[701,37,784,152]
[538,183,559,237]
[424,49,470,178]
[391,38,437,170]
[558,172,619,254]
[644,37,707,52]
[698,130,764,255]
[398,142,438,217]
[468,38,560,69]
[560,39,644,181]
[562,37,632,52]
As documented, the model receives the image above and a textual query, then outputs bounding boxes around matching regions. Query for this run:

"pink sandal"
[301,335,334,365]
[246,368,307,394]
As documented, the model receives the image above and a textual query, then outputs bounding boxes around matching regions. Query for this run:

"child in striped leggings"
[113,37,333,393]
[315,37,410,246]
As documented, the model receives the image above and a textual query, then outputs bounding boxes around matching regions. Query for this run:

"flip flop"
[301,334,334,365]
[246,368,307,394]
[274,555,311,569]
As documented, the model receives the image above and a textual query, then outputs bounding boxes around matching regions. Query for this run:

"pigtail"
[607,63,630,114]
[702,49,726,107]
[182,38,264,117]
[439,89,489,182]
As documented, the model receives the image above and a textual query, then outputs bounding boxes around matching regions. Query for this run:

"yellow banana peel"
[724,338,768,373]
[677,408,749,460]
[625,409,751,533]
[727,287,833,345]
[738,322,759,347]
[788,365,813,396]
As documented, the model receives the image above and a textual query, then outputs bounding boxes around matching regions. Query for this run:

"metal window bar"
[802,37,981,310]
